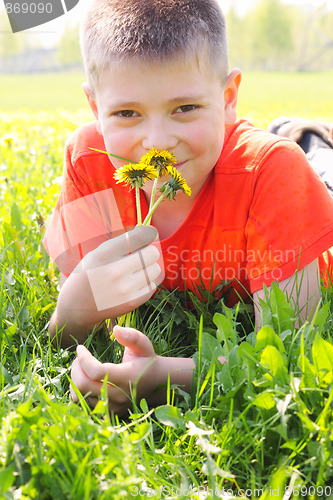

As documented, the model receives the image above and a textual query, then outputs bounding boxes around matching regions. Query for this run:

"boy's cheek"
[102,129,139,165]
[188,120,224,148]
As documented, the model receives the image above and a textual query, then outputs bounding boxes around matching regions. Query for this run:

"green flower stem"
[88,148,138,164]
[148,176,159,215]
[143,191,168,226]
[135,184,142,226]
[117,182,142,335]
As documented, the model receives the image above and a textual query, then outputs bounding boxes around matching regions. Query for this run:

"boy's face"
[85,57,241,199]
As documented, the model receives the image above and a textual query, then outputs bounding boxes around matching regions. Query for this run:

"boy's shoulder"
[65,121,106,165]
[219,119,298,173]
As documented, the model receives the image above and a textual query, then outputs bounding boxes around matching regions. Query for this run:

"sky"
[221,0,333,10]
[0,0,332,47]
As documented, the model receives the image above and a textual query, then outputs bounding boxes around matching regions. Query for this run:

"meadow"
[0,71,333,499]
[1,69,333,121]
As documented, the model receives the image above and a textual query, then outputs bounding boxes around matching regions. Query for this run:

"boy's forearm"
[49,311,86,348]
[147,356,195,406]
[145,356,227,408]
[49,307,104,348]
[50,273,113,348]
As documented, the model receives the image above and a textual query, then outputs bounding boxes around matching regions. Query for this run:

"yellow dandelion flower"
[114,162,158,188]
[143,166,191,225]
[141,147,177,176]
[0,132,17,147]
[160,166,191,199]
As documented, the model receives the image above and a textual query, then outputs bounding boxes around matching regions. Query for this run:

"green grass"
[0,70,332,122]
[0,71,88,112]
[1,74,333,498]
[237,71,333,127]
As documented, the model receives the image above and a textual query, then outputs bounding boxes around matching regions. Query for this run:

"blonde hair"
[80,0,229,91]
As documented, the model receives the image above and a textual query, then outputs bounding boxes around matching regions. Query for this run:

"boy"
[43,0,333,416]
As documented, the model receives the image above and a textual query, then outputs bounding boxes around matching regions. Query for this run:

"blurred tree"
[226,0,333,72]
[226,6,248,70]
[227,0,298,71]
[56,22,82,65]
[248,0,295,70]
[0,11,26,58]
[296,6,333,71]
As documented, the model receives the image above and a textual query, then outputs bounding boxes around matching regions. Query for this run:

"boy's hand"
[70,325,161,416]
[52,226,161,345]
[83,225,161,313]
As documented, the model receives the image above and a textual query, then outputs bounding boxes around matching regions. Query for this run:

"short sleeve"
[42,126,137,275]
[245,140,333,292]
[43,187,126,275]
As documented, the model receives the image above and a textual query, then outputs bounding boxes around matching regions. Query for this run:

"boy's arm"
[69,259,321,415]
[70,262,321,415]
[253,258,321,327]
[49,226,161,348]
[70,325,195,416]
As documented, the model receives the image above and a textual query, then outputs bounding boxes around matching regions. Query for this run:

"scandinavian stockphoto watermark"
[130,484,333,498]
[3,0,80,33]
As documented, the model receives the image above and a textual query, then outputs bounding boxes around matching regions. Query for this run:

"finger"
[135,261,161,289]
[122,261,161,295]
[75,344,142,389]
[70,358,81,401]
[119,244,160,275]
[71,371,128,415]
[124,225,158,255]
[106,260,160,310]
[117,281,158,314]
[71,386,99,410]
[113,325,156,357]
[86,246,160,311]
[70,356,103,401]
[87,226,158,269]
[76,344,108,381]
[70,354,129,403]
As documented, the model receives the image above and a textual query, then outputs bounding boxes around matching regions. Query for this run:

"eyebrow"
[107,94,208,109]
[169,94,208,104]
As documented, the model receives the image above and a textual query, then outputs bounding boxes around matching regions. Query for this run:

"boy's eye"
[114,110,138,118]
[175,104,198,114]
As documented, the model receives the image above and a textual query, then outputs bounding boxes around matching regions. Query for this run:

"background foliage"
[1,0,332,73]
[227,0,333,72]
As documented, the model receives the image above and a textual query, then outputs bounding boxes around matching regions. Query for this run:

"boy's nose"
[142,120,178,151]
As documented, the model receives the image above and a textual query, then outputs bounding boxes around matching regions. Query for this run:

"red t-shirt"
[43,119,333,305]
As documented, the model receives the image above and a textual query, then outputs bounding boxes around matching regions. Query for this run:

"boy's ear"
[82,82,102,133]
[224,69,242,125]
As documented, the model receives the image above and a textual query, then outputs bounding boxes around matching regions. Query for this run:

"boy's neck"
[142,170,212,239]
[145,191,196,240]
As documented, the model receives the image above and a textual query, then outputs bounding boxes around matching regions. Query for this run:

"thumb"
[113,325,155,357]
